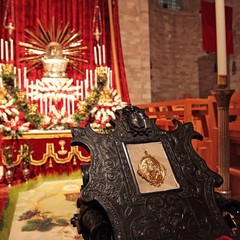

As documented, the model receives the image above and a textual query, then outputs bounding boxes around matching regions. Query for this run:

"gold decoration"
[58,140,67,155]
[17,91,26,102]
[96,66,107,77]
[28,103,38,116]
[99,88,112,102]
[19,18,88,75]
[137,151,166,187]
[77,102,86,113]
[5,21,15,39]
[2,63,13,74]
[1,132,90,167]
[0,88,7,102]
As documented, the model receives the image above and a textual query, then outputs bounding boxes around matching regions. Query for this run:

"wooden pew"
[137,92,240,198]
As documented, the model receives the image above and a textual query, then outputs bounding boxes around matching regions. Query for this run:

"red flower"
[19,111,25,120]
[12,125,18,131]
[100,123,105,129]
[42,124,49,129]
[4,122,11,127]
[16,121,22,126]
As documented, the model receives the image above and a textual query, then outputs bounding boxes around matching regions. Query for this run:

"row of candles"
[0,39,14,62]
[0,38,113,116]
[0,64,113,116]
[0,39,107,69]
[94,44,105,66]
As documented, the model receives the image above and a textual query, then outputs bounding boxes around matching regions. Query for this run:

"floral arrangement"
[41,105,74,130]
[73,67,127,133]
[0,99,30,138]
[0,64,126,138]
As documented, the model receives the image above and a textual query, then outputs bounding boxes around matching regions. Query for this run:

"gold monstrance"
[19,18,88,76]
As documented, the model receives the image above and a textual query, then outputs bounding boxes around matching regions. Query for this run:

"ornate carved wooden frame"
[71,105,235,240]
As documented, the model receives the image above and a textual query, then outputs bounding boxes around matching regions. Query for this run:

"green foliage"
[73,72,108,127]
[22,218,55,232]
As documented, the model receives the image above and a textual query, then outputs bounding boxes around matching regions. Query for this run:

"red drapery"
[0,0,130,103]
[201,0,233,54]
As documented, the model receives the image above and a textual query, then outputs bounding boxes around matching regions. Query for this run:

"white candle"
[72,98,75,114]
[95,69,97,87]
[18,68,21,89]
[90,70,93,89]
[10,39,14,61]
[81,80,83,100]
[85,79,88,98]
[30,81,34,101]
[215,0,227,80]
[5,41,9,62]
[94,46,98,65]
[26,79,29,100]
[102,44,106,64]
[107,67,110,88]
[1,39,4,60]
[45,96,48,115]
[98,45,102,66]
[67,97,70,115]
[49,95,52,112]
[40,96,43,114]
[86,69,89,89]
[24,67,27,88]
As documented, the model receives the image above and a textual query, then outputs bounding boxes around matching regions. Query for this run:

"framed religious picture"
[123,142,180,194]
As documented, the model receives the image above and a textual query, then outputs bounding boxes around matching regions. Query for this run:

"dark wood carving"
[71,105,239,240]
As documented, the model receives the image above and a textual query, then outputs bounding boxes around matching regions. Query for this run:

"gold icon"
[137,151,166,187]
[58,140,67,155]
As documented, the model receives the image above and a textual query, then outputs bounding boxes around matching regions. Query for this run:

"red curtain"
[201,0,233,54]
[0,0,130,103]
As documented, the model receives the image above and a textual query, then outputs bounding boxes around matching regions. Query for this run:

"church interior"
[0,0,240,239]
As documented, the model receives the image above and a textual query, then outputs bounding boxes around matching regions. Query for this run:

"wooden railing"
[137,92,240,198]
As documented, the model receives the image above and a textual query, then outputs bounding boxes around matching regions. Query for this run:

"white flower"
[19,126,29,132]
[5,108,12,115]
[11,108,20,115]
[2,112,8,122]
[4,127,11,132]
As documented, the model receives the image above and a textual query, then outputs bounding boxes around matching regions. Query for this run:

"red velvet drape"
[0,0,130,103]
[201,0,233,54]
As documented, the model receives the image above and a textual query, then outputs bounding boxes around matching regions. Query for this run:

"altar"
[0,1,129,188]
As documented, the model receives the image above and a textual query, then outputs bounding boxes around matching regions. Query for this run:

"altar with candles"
[0,0,129,185]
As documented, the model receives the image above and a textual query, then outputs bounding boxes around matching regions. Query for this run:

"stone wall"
[118,0,240,104]
[118,0,151,104]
